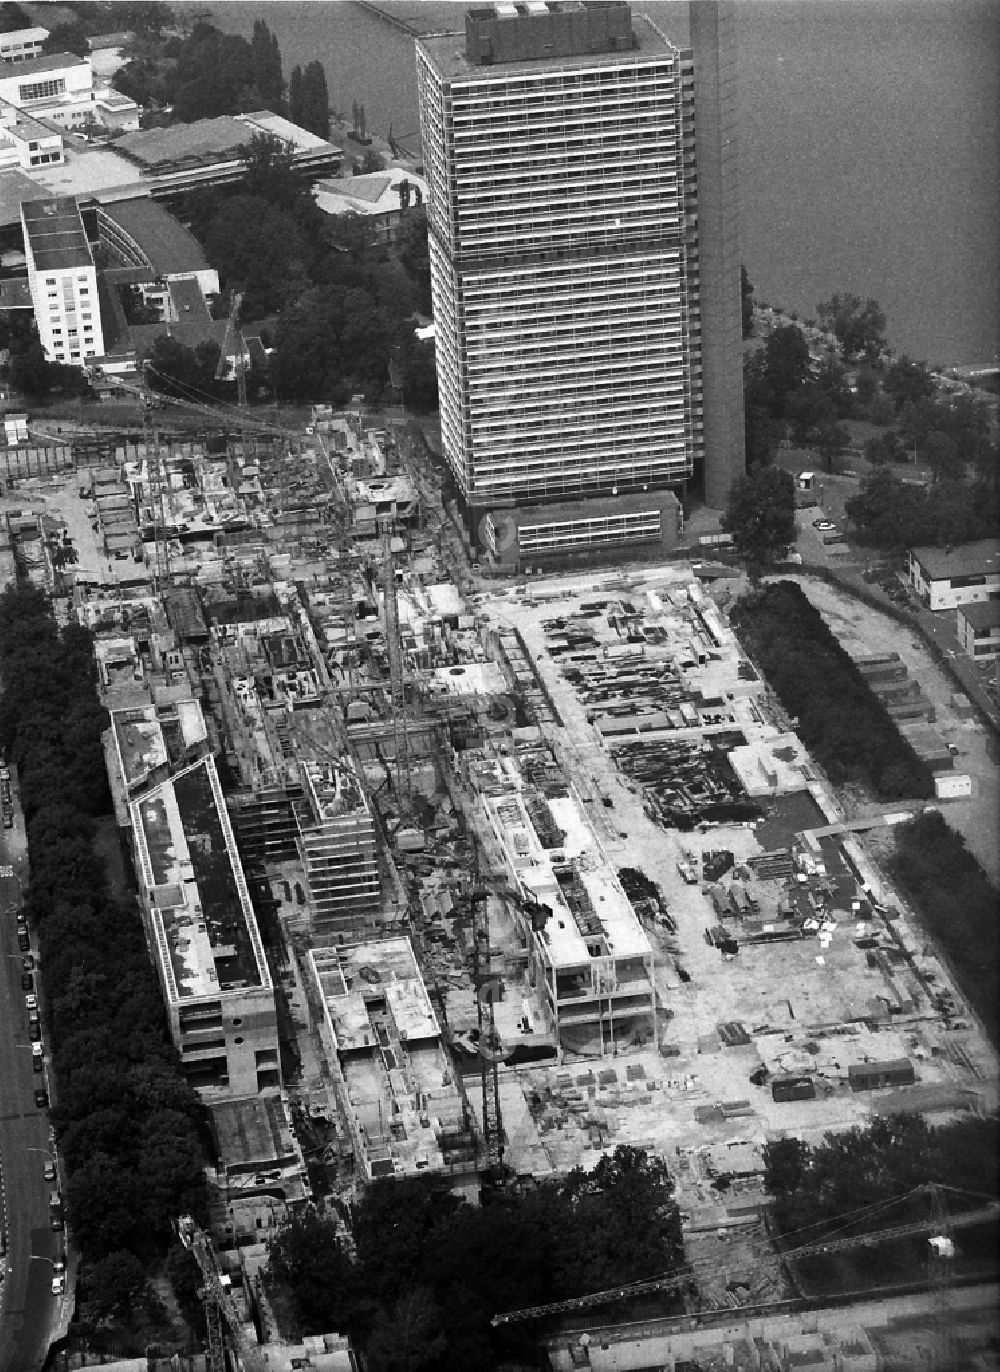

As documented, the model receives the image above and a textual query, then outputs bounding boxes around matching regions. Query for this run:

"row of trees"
[115,18,286,124]
[764,1114,998,1293]
[0,586,209,1306]
[266,1147,684,1370]
[743,323,852,472]
[889,810,999,1044]
[0,313,90,400]
[845,465,999,552]
[730,581,934,800]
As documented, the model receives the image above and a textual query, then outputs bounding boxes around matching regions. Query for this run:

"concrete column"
[691,0,746,507]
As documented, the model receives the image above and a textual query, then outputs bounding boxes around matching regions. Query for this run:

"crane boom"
[491,1193,999,1326]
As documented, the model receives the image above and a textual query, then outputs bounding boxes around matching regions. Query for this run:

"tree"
[301,61,330,139]
[251,19,283,107]
[0,4,32,32]
[7,333,55,397]
[923,429,962,484]
[238,133,303,206]
[864,430,905,466]
[84,1250,151,1325]
[266,1208,354,1334]
[816,293,887,362]
[202,192,309,314]
[813,405,851,472]
[288,65,303,127]
[144,334,219,399]
[366,1289,448,1372]
[722,466,796,580]
[42,22,90,58]
[883,355,935,411]
[741,264,755,338]
[762,324,811,419]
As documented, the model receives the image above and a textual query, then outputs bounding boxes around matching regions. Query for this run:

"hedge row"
[731,581,934,800]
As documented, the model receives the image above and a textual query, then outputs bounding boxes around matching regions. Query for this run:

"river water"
[208,0,999,368]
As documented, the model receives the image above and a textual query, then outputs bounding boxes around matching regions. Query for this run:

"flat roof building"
[0,27,49,64]
[956,598,1000,661]
[908,538,1000,611]
[129,754,280,1099]
[0,50,139,132]
[416,1,744,563]
[20,194,105,363]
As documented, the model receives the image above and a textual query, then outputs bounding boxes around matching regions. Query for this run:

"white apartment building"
[20,196,105,363]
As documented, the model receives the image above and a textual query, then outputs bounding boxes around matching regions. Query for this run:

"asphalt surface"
[0,769,62,1372]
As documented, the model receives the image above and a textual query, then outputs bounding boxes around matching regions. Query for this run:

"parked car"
[21,972,33,992]
[24,992,37,1011]
[32,1050,43,1073]
[22,954,34,971]
[34,1087,48,1108]
[813,519,836,531]
[28,1020,40,1041]
[18,931,30,952]
[43,1161,56,1182]
[51,1274,65,1296]
[50,1213,63,1232]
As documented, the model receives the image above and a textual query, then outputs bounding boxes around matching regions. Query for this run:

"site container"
[847,1058,915,1092]
[771,1077,817,1103]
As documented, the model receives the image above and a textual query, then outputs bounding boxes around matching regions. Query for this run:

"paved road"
[0,773,61,1372]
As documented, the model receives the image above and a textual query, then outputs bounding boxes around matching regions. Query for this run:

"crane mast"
[178,1214,267,1372]
[470,885,507,1198]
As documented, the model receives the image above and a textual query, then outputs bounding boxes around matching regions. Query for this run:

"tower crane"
[471,883,507,1200]
[490,1183,1000,1326]
[177,1214,267,1372]
[215,290,250,458]
[377,515,410,805]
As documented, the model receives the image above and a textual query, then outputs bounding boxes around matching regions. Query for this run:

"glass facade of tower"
[417,12,704,510]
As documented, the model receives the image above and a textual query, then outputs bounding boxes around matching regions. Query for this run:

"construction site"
[1,384,997,1360]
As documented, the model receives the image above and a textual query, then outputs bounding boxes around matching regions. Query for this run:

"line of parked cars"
[1,764,12,828]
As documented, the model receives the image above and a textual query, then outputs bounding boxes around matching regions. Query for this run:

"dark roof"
[87,32,134,51]
[98,196,210,275]
[123,316,229,357]
[1,51,87,77]
[911,538,1000,581]
[957,599,1000,630]
[418,13,677,81]
[0,279,32,309]
[114,117,252,172]
[168,276,212,322]
[21,195,93,272]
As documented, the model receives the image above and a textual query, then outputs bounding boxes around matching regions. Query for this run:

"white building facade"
[21,196,105,363]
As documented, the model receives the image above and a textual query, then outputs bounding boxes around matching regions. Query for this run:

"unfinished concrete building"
[129,753,281,1099]
[477,762,656,1057]
[297,758,380,942]
[308,938,476,1183]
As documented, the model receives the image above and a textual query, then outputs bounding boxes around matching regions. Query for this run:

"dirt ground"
[783,573,1000,885]
[473,567,996,1233]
